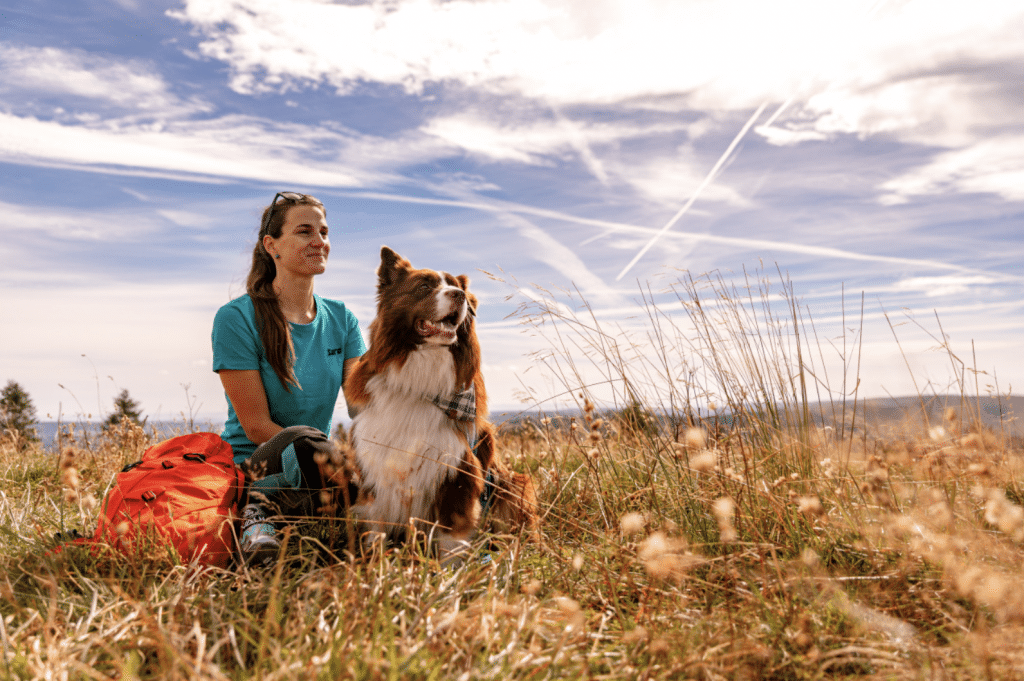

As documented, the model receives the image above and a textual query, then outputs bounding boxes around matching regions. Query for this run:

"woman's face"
[264,204,330,277]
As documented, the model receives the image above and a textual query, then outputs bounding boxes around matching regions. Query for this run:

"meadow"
[3,269,1024,680]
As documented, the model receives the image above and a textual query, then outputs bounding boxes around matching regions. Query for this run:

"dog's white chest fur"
[351,346,464,533]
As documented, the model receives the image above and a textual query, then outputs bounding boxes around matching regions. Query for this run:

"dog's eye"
[419,283,431,292]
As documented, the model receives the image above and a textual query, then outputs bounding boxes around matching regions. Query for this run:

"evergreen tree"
[105,388,146,427]
[1,380,40,446]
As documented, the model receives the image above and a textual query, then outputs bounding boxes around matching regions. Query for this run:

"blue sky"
[2,0,1022,428]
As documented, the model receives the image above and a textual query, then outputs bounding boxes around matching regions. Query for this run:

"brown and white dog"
[344,246,537,563]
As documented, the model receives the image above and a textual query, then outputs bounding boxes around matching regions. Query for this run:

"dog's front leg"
[433,450,484,567]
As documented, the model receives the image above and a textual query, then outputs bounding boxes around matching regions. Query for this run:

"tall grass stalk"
[2,271,1024,678]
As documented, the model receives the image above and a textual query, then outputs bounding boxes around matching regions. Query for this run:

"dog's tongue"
[419,319,454,339]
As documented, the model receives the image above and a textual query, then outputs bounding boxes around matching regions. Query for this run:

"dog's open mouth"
[416,310,460,340]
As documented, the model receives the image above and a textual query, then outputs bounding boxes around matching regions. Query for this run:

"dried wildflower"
[796,495,824,517]
[691,451,716,473]
[929,500,954,526]
[649,637,671,656]
[522,579,542,596]
[572,554,584,571]
[684,427,707,449]
[540,417,551,427]
[984,490,1024,542]
[712,497,737,542]
[587,448,601,461]
[590,418,604,430]
[622,626,648,645]
[61,467,80,491]
[801,548,820,568]
[619,512,646,536]
[587,430,603,443]
[553,596,585,632]
[81,493,98,513]
[967,462,990,477]
[638,532,704,581]
[723,467,744,483]
[928,426,947,441]
[115,521,130,537]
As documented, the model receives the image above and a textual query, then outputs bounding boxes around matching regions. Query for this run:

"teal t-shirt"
[211,294,366,463]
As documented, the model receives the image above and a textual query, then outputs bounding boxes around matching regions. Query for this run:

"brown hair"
[246,193,326,392]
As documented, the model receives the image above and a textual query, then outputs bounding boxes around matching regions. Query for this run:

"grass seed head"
[622,626,648,645]
[522,579,542,596]
[684,427,707,449]
[691,451,716,473]
[796,495,824,517]
[712,497,737,542]
[619,512,646,536]
[984,490,1024,541]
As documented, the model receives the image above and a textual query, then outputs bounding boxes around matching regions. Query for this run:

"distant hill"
[818,394,1024,438]
[492,395,1024,438]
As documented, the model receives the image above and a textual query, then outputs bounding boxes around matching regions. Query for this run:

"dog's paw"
[436,536,471,568]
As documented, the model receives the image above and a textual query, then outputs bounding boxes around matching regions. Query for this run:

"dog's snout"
[446,288,465,304]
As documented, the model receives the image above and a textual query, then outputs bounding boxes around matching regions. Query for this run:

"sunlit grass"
[3,270,1024,679]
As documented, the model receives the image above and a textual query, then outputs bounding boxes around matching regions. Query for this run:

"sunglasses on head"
[261,191,310,233]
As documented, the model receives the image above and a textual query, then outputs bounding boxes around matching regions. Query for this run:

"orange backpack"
[91,432,245,568]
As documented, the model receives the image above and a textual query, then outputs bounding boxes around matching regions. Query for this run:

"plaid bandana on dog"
[428,383,477,446]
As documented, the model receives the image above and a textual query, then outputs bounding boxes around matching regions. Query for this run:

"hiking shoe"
[240,503,279,567]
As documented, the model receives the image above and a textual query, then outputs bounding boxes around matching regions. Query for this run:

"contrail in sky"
[614,100,769,282]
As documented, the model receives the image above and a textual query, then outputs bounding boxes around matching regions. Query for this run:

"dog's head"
[373,246,476,348]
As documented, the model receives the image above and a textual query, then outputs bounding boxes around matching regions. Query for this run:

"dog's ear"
[455,275,477,316]
[378,246,411,289]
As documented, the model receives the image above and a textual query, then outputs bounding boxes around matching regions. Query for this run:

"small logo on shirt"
[327,347,345,356]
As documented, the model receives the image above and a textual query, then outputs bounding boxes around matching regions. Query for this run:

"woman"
[212,192,365,564]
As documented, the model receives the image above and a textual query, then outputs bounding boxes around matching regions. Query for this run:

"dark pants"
[239,426,346,520]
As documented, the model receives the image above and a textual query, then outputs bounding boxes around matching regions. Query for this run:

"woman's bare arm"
[343,356,362,419]
[218,369,283,445]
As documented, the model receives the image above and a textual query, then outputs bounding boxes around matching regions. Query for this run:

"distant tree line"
[1,380,39,448]
[1,380,146,449]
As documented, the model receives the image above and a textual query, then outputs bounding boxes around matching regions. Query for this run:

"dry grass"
[4,271,1024,679]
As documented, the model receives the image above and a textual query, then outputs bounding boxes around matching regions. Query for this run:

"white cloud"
[0,43,210,119]
[879,136,1024,203]
[0,199,164,243]
[0,112,389,186]
[169,0,1024,211]
[893,274,1006,298]
[173,1,1024,112]
[422,111,683,165]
